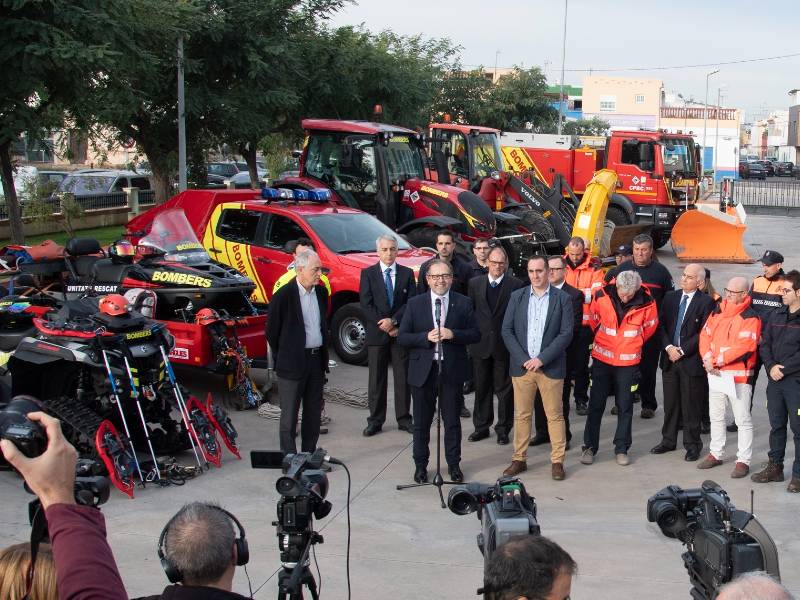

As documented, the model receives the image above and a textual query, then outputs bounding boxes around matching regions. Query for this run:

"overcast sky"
[328,0,800,122]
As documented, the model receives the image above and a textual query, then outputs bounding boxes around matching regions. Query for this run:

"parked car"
[224,170,270,189]
[755,160,775,177]
[774,161,795,177]
[55,169,152,209]
[207,162,240,178]
[235,161,268,177]
[738,161,767,180]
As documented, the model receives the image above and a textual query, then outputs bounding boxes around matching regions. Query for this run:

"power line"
[462,50,800,74]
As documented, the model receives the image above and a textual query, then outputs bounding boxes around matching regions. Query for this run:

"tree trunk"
[0,141,25,244]
[240,142,259,189]
[150,162,174,204]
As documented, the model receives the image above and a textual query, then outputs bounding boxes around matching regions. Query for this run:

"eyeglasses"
[549,267,565,271]
[724,288,747,295]
[779,287,796,294]
[487,260,506,266]
[427,273,453,280]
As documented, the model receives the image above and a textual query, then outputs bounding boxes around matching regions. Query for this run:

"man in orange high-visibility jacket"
[698,276,762,479]
[564,236,604,416]
[580,270,658,467]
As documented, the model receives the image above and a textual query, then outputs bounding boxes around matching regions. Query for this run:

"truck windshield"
[304,213,412,254]
[473,133,504,177]
[384,136,426,181]
[662,138,697,177]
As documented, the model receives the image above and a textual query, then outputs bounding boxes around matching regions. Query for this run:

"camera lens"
[447,487,478,515]
[654,503,688,539]
[276,476,300,496]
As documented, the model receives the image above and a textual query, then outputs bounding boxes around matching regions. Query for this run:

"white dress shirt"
[431,291,449,360]
[488,273,505,287]
[666,289,697,350]
[297,279,323,348]
[380,261,396,289]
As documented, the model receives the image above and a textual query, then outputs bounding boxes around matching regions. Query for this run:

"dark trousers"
[583,360,637,454]
[639,337,660,410]
[367,342,411,427]
[766,376,800,477]
[472,354,514,435]
[411,363,462,468]
[277,352,325,456]
[534,341,576,440]
[572,326,593,402]
[660,363,705,452]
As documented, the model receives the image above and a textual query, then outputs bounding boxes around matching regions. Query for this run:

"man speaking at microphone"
[399,259,480,484]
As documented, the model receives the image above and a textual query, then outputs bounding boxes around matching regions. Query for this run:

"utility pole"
[703,69,719,154]
[177,36,187,192]
[714,86,726,185]
[494,50,500,83]
[557,0,568,135]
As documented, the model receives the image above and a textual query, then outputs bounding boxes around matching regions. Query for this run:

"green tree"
[563,117,610,136]
[483,67,557,132]
[432,67,493,125]
[0,0,132,243]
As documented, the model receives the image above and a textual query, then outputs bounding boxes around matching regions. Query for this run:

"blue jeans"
[583,360,638,455]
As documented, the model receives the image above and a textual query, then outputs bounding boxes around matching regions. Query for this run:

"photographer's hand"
[0,412,77,508]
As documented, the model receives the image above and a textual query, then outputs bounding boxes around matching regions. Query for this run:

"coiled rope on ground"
[257,385,368,420]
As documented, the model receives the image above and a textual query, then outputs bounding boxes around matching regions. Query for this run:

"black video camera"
[0,395,47,459]
[448,476,540,571]
[647,480,781,600]
[251,448,332,565]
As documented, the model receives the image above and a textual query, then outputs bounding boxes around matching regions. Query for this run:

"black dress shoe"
[448,464,464,483]
[414,466,428,483]
[460,406,471,418]
[362,423,382,437]
[529,435,550,447]
[397,422,413,433]
[727,423,738,432]
[468,430,490,442]
[650,444,676,455]
[496,433,510,445]
[684,449,700,462]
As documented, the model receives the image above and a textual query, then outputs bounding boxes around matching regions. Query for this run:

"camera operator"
[135,502,251,600]
[0,411,128,600]
[481,535,576,600]
[717,571,795,600]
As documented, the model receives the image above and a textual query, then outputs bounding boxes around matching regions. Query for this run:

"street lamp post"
[714,86,727,185]
[703,69,719,190]
[557,0,568,135]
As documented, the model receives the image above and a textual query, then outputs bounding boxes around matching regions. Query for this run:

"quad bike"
[15,209,267,371]
[5,294,241,497]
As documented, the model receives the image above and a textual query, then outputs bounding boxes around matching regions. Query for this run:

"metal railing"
[660,106,737,120]
[0,187,157,221]
[723,178,800,213]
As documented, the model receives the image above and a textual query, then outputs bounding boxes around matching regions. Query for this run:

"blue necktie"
[490,280,499,288]
[385,268,394,308]
[673,295,688,346]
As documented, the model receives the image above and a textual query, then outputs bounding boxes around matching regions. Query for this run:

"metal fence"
[0,188,157,221]
[727,178,800,214]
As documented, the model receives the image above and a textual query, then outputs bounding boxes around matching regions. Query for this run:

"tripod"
[277,532,322,600]
[397,297,459,508]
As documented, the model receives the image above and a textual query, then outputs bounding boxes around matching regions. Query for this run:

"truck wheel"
[605,206,631,226]
[406,227,439,251]
[507,208,556,243]
[331,303,368,365]
[652,231,670,249]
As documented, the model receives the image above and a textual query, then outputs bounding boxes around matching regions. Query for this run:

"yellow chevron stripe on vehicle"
[203,202,269,303]
[500,146,547,183]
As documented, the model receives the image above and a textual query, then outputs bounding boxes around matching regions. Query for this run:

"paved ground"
[2,213,800,599]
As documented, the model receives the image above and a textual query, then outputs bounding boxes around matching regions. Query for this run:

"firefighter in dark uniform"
[749,250,785,390]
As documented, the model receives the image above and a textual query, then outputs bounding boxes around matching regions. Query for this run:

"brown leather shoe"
[551,463,565,480]
[503,460,527,477]
[751,461,784,483]
[788,477,800,493]
[731,462,749,478]
[697,454,723,469]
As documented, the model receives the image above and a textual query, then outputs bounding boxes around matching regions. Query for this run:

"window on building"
[599,95,616,112]
[635,94,645,104]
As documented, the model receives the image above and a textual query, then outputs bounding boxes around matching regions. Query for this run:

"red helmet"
[99,294,130,316]
[195,308,220,324]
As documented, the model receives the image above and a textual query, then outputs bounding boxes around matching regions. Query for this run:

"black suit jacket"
[267,281,329,380]
[418,254,472,295]
[398,291,481,387]
[558,282,584,335]
[657,289,715,375]
[467,273,524,359]
[359,262,417,346]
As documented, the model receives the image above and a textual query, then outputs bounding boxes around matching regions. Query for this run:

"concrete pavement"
[2,212,800,599]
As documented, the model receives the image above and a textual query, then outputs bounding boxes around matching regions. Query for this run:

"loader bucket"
[572,169,618,257]
[670,205,753,263]
[610,223,651,250]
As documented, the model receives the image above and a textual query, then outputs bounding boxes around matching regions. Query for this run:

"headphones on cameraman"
[158,505,249,584]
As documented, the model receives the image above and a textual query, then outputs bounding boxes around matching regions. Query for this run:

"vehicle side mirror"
[291,149,302,159]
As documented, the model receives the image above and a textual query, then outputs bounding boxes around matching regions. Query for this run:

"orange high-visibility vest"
[565,253,605,327]
[589,286,658,366]
[699,296,761,384]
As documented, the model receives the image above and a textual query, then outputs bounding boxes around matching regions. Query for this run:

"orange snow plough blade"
[670,205,753,263]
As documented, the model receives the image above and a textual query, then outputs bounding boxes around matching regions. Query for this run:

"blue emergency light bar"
[307,188,332,202]
[261,187,332,203]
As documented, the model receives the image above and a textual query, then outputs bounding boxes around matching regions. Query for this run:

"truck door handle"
[255,257,272,264]
[208,247,221,254]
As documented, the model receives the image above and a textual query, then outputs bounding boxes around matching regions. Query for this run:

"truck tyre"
[506,207,556,242]
[605,205,631,227]
[331,303,368,365]
[652,231,671,249]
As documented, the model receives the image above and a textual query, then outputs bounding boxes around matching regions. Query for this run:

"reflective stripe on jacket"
[749,274,784,318]
[699,296,761,384]
[564,252,604,326]
[589,285,658,366]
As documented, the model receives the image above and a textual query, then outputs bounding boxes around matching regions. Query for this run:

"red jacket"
[589,285,658,366]
[699,296,761,383]
[564,252,604,326]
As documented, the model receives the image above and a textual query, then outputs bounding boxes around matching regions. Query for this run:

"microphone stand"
[397,297,458,508]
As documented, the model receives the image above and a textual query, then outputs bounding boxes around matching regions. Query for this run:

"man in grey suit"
[501,255,575,480]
